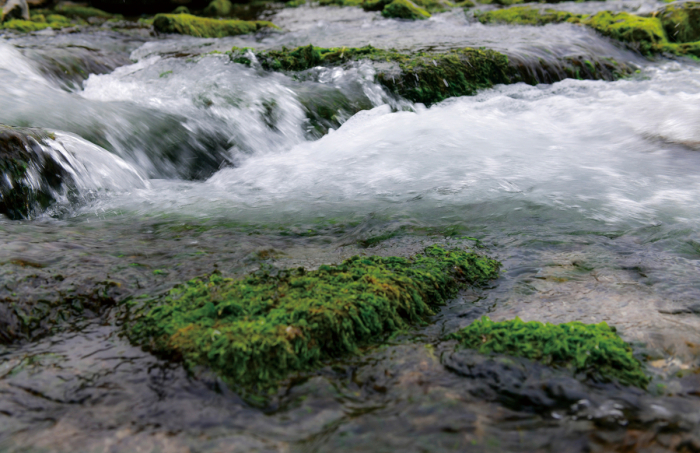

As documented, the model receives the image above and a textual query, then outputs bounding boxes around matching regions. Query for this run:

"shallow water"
[2,3,700,451]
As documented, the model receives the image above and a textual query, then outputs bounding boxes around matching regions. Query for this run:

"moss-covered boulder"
[54,4,116,20]
[476,6,579,26]
[382,0,431,19]
[153,13,277,37]
[582,11,667,56]
[658,1,700,43]
[127,245,500,389]
[0,125,74,220]
[447,317,649,388]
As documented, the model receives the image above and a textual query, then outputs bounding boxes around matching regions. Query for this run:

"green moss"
[476,6,580,26]
[582,11,667,56]
[153,14,278,38]
[173,6,191,14]
[233,45,511,105]
[54,4,117,19]
[1,19,50,32]
[382,0,431,20]
[658,2,700,43]
[45,14,71,25]
[204,0,233,17]
[447,317,650,388]
[127,245,500,389]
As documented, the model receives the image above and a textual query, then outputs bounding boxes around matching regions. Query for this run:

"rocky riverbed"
[3,0,700,451]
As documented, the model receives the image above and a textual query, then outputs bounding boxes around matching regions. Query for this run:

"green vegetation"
[476,6,579,26]
[1,19,51,32]
[173,6,191,14]
[658,1,700,43]
[127,245,500,389]
[382,0,431,19]
[477,5,700,58]
[54,4,117,20]
[153,13,277,37]
[448,317,650,388]
[232,44,512,105]
[583,11,666,56]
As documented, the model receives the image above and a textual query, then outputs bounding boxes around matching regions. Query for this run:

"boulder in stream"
[153,13,277,37]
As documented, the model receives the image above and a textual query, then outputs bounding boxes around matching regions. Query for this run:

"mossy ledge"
[477,4,700,58]
[126,245,500,389]
[231,44,634,105]
[153,13,277,38]
[447,317,650,388]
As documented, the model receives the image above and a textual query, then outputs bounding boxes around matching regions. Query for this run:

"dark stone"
[0,125,74,220]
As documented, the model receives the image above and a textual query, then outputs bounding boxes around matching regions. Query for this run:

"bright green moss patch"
[582,11,667,55]
[153,13,278,37]
[476,6,579,26]
[382,0,431,19]
[1,19,50,32]
[448,317,650,388]
[658,2,700,43]
[127,246,500,389]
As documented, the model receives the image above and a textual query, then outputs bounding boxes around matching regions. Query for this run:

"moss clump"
[54,4,117,20]
[173,6,191,14]
[658,2,700,43]
[153,14,277,38]
[448,317,650,388]
[1,19,50,32]
[127,245,500,389]
[476,6,580,26]
[382,0,431,19]
[582,11,667,55]
[203,0,233,17]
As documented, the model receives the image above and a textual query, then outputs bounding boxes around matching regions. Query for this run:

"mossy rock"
[232,45,512,105]
[658,1,700,43]
[54,4,118,19]
[582,11,667,55]
[153,13,278,37]
[1,18,50,31]
[476,6,580,26]
[382,0,431,20]
[203,0,233,17]
[0,125,74,220]
[173,5,190,14]
[447,317,650,388]
[127,245,501,390]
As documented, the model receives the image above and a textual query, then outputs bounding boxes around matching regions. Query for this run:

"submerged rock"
[0,125,75,220]
[0,124,146,220]
[126,245,501,390]
[446,316,650,388]
[153,13,277,37]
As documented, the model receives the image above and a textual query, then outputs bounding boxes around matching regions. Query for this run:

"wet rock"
[153,13,277,37]
[381,0,430,20]
[0,125,76,220]
[232,45,634,106]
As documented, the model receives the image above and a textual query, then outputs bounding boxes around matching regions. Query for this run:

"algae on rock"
[658,1,700,43]
[382,0,431,19]
[153,13,277,37]
[127,245,501,389]
[447,316,650,388]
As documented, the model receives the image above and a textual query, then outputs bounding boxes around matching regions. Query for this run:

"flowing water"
[2,3,700,451]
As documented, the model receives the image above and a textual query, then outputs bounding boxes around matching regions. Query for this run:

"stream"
[2,2,700,451]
